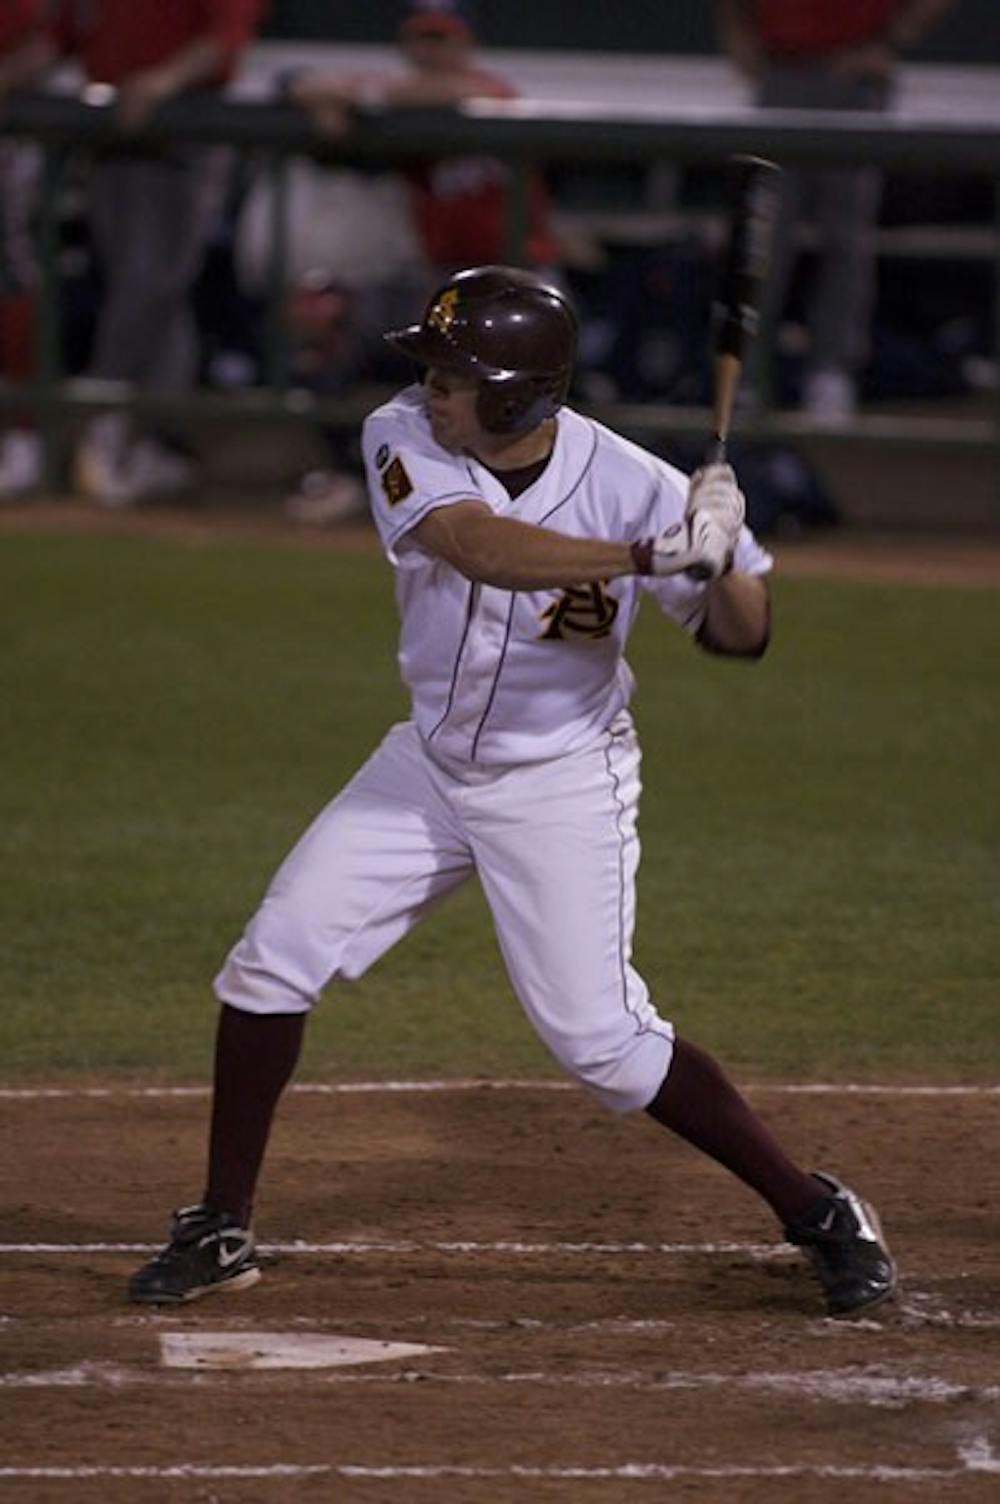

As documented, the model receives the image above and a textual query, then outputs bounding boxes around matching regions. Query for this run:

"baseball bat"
[640,156,785,581]
[706,153,785,463]
[657,155,784,581]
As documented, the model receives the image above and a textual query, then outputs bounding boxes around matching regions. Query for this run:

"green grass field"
[2,530,997,1083]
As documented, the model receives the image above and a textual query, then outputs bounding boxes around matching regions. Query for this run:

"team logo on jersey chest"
[381,456,413,506]
[538,583,619,641]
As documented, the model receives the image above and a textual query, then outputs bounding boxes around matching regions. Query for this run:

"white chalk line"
[2,1447,999,1481]
[0,1238,791,1260]
[3,1363,997,1410]
[326,1315,680,1335]
[901,1297,1000,1330]
[1,1078,998,1100]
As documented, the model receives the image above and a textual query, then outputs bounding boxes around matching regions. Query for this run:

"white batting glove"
[630,518,725,580]
[630,464,746,581]
[685,463,745,580]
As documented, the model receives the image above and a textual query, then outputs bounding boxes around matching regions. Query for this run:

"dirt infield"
[2,502,998,1499]
[2,1081,999,1502]
[2,496,1000,587]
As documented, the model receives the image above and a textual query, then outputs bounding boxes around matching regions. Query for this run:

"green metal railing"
[2,89,999,484]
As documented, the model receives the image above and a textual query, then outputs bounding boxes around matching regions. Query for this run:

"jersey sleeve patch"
[381,456,414,507]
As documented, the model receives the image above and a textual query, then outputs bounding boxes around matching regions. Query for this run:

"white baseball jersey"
[361,385,772,765]
[216,385,773,1115]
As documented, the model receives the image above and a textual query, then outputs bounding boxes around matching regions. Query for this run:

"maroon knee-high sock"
[203,1004,306,1227]
[646,1036,822,1226]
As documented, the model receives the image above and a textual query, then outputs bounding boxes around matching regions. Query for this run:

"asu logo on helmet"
[427,288,460,335]
[384,264,577,436]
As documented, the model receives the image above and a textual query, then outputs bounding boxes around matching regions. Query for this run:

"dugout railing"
[1,89,998,492]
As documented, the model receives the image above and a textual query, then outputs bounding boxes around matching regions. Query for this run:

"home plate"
[160,1332,446,1370]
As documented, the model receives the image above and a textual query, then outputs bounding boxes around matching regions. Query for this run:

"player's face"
[423,368,484,452]
[400,31,470,75]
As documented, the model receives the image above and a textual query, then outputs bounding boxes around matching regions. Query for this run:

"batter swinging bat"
[706,153,784,463]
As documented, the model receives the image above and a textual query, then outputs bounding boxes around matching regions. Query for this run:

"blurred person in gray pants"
[80,144,231,500]
[0,0,56,498]
[50,0,265,505]
[715,0,955,423]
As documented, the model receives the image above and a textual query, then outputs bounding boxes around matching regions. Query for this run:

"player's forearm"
[290,71,357,110]
[698,571,770,657]
[143,36,228,96]
[380,74,478,106]
[439,511,631,592]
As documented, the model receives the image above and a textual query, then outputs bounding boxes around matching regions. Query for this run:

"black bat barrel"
[714,156,784,359]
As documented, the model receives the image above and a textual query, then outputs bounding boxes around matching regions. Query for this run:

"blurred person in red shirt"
[51,0,267,505]
[281,0,563,526]
[716,0,955,422]
[292,0,559,271]
[0,0,57,498]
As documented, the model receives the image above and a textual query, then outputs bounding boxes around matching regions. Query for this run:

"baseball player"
[128,266,896,1317]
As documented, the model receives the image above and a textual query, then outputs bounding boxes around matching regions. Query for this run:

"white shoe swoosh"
[217,1238,253,1269]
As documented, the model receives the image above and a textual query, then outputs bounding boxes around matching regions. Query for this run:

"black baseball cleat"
[128,1203,261,1305]
[784,1171,897,1318]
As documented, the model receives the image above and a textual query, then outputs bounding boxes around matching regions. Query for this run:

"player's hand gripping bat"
[638,155,784,581]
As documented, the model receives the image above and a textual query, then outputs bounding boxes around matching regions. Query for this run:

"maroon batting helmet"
[384,265,577,435]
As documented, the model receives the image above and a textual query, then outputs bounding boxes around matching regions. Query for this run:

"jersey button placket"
[439,589,510,758]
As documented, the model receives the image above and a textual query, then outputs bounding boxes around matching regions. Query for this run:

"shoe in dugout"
[283,467,368,527]
[73,412,136,507]
[800,367,856,425]
[128,1203,260,1304]
[75,413,195,508]
[785,1172,896,1316]
[0,428,42,498]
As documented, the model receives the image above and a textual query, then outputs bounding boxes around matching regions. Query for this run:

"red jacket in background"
[0,0,49,55]
[751,0,898,56]
[410,161,559,269]
[52,0,265,85]
[405,66,559,268]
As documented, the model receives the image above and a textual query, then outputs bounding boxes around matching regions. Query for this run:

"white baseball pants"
[215,714,674,1112]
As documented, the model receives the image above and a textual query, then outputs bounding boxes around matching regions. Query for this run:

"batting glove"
[630,464,746,580]
[685,463,745,579]
[630,516,729,581]
[647,521,697,576]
